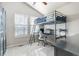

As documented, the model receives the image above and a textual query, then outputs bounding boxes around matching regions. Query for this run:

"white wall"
[0,2,42,47]
[56,2,79,44]
[57,2,79,36]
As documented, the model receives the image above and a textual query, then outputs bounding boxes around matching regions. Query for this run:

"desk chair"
[38,31,47,46]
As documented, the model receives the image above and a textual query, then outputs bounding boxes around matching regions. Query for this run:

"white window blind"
[15,14,28,37]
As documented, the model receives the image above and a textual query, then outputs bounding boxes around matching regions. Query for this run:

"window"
[15,14,28,37]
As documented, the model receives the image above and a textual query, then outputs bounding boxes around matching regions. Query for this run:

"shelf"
[56,35,66,39]
[59,29,67,32]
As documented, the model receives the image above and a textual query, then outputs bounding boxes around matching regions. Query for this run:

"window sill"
[15,35,29,39]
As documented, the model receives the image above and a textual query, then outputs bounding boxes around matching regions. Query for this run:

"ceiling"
[26,2,70,15]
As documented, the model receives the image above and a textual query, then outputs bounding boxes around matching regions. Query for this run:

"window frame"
[15,14,29,38]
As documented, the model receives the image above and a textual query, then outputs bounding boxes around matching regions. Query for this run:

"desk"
[47,37,79,56]
[53,40,76,56]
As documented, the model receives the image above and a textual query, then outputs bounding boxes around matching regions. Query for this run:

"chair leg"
[44,43,45,47]
[41,41,43,46]
[38,41,40,46]
[38,40,41,46]
[43,41,45,47]
[38,40,46,46]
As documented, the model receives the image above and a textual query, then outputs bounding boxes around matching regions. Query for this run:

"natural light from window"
[15,14,28,37]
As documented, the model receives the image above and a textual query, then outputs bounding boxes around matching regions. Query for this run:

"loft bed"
[34,10,67,43]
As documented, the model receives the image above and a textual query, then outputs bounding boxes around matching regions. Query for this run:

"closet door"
[0,8,6,56]
[0,8,3,56]
[2,8,6,55]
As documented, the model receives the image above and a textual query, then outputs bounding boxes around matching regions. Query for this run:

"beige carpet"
[4,42,54,56]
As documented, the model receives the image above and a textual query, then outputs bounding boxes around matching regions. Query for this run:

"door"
[0,8,6,56]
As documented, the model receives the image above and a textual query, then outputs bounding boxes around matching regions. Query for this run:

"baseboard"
[7,42,29,48]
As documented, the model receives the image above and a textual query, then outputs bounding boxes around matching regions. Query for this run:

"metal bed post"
[54,10,56,43]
